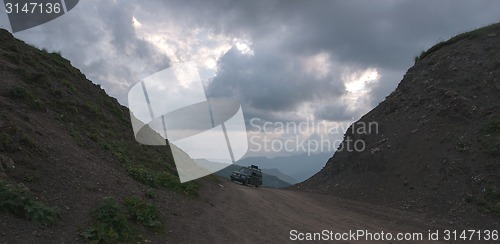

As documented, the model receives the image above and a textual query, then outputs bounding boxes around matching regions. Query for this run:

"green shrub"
[464,196,474,203]
[456,140,469,152]
[50,89,63,97]
[124,197,162,229]
[484,188,500,201]
[83,101,102,117]
[81,196,165,242]
[0,122,42,153]
[126,165,198,196]
[417,29,479,61]
[5,52,23,64]
[80,198,135,243]
[482,117,500,134]
[23,172,39,183]
[145,189,156,199]
[61,80,77,93]
[414,50,425,63]
[28,72,50,86]
[0,132,15,152]
[480,117,500,155]
[494,203,500,216]
[0,180,60,225]
[126,165,163,188]
[51,51,62,58]
[482,139,500,156]
[8,86,43,110]
[480,188,500,216]
[493,60,500,70]
[416,23,499,62]
[19,133,36,148]
[9,86,31,99]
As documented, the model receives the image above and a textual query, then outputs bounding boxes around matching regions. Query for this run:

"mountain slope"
[0,28,213,243]
[260,168,298,185]
[297,23,500,228]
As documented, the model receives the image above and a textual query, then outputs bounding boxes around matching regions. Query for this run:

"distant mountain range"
[194,159,293,188]
[237,152,332,182]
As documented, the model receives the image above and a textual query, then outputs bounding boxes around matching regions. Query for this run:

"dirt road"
[169,179,447,243]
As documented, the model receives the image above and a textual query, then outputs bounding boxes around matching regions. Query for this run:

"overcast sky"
[1,0,500,157]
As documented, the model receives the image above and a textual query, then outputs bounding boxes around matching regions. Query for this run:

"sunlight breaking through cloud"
[344,68,380,93]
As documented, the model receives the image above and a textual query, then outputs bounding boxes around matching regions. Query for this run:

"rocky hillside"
[0,28,216,243]
[297,23,500,228]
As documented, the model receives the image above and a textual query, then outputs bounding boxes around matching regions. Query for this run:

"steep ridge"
[0,28,214,243]
[297,23,500,229]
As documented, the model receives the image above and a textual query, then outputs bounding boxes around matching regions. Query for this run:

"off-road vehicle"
[230,165,263,187]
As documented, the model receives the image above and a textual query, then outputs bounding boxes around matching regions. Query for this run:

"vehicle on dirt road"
[230,165,263,187]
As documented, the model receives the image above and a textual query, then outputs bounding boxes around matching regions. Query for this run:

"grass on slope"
[80,196,163,243]
[0,180,60,225]
[0,28,198,197]
[415,23,500,63]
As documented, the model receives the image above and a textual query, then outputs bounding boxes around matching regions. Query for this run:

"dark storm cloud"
[7,0,169,104]
[2,0,500,122]
[154,0,500,69]
[284,0,500,70]
[314,103,357,122]
[192,0,500,121]
[207,47,345,112]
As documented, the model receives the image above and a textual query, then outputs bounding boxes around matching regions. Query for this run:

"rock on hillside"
[297,23,500,229]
